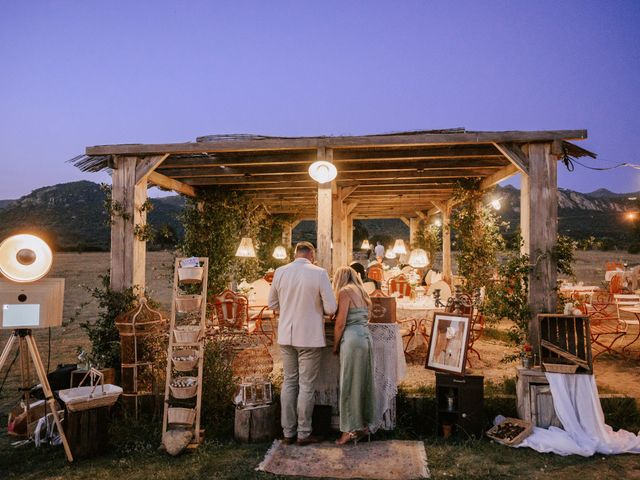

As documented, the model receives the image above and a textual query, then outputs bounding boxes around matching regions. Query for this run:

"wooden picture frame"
[425,312,472,375]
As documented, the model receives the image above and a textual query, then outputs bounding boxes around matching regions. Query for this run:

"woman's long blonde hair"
[332,266,372,308]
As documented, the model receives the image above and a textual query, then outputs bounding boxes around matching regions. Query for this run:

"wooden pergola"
[75,128,595,346]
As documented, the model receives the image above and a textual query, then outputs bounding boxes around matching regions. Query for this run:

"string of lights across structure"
[73,128,595,351]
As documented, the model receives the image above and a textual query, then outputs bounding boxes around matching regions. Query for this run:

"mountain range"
[0,181,637,251]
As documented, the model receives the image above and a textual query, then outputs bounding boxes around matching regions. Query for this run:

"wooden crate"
[538,314,592,374]
[486,417,533,446]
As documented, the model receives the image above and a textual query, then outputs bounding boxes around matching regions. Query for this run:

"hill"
[0,181,636,251]
[0,181,185,251]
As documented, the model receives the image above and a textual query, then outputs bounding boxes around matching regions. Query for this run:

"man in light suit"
[268,241,337,446]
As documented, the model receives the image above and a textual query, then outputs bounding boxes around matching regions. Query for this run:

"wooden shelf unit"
[435,373,484,439]
[161,257,208,448]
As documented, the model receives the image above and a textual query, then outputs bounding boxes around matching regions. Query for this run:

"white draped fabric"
[314,323,406,431]
[519,373,640,456]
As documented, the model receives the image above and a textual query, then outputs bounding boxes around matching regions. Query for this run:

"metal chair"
[248,279,276,345]
[586,291,628,359]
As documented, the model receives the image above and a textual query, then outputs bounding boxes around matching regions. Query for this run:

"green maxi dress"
[339,307,376,432]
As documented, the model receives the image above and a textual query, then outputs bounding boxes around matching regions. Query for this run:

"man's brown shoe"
[281,436,296,445]
[296,435,324,446]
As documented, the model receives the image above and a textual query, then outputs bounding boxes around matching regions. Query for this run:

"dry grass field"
[2,249,640,412]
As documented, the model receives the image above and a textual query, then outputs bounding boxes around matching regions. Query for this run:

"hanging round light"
[0,234,53,283]
[434,218,442,227]
[392,239,407,255]
[235,237,257,258]
[272,245,287,260]
[408,248,429,268]
[360,239,370,250]
[490,198,502,210]
[308,161,337,183]
[385,247,396,259]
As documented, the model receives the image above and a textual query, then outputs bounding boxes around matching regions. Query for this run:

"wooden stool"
[234,403,277,443]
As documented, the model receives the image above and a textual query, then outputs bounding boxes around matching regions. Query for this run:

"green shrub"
[200,338,237,440]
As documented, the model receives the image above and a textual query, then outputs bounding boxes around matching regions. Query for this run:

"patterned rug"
[256,439,430,479]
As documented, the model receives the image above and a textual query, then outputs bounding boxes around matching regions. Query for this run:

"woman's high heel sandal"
[335,431,358,445]
[335,429,371,446]
[353,429,371,445]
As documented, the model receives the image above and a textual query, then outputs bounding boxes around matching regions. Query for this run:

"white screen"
[2,304,40,328]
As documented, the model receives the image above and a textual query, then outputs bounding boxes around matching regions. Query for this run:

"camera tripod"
[0,329,73,462]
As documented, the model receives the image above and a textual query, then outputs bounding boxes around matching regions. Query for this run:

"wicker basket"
[174,326,201,344]
[167,407,196,426]
[543,362,579,374]
[175,295,202,313]
[486,417,532,446]
[171,349,199,371]
[178,267,204,284]
[170,377,198,399]
[58,368,123,412]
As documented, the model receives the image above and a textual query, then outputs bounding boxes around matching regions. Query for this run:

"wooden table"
[313,323,406,431]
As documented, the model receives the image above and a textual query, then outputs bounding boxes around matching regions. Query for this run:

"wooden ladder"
[161,257,208,448]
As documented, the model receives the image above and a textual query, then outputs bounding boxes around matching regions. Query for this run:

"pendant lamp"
[360,239,370,250]
[408,248,429,268]
[235,237,257,258]
[308,161,337,183]
[272,245,287,260]
[392,239,407,255]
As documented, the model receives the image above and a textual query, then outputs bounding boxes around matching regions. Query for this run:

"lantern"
[235,237,257,257]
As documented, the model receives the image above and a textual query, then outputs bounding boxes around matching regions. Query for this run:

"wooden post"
[441,204,452,283]
[346,213,354,264]
[316,148,333,272]
[282,222,293,248]
[521,143,558,351]
[110,155,148,292]
[332,188,344,273]
[409,217,419,248]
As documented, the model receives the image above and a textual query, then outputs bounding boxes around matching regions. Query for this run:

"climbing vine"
[451,178,506,295]
[181,188,289,295]
[413,220,441,269]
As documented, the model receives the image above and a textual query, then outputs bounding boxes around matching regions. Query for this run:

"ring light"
[0,234,53,283]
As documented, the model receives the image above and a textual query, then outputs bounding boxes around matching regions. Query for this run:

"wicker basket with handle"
[167,407,196,426]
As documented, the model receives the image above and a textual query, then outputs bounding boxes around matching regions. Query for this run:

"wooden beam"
[87,130,588,156]
[493,143,529,175]
[156,158,507,178]
[147,171,197,197]
[399,217,410,227]
[182,168,500,185]
[480,164,519,189]
[134,154,170,185]
[432,200,453,283]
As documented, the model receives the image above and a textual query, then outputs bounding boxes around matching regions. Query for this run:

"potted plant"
[521,342,534,369]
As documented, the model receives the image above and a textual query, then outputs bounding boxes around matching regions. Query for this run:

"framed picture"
[425,312,472,375]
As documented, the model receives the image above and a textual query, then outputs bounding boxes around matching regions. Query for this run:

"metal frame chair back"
[367,264,384,283]
[388,274,412,297]
[213,289,249,330]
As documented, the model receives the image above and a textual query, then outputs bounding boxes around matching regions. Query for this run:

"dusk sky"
[1,1,639,199]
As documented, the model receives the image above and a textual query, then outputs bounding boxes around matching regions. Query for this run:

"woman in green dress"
[332,266,376,445]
